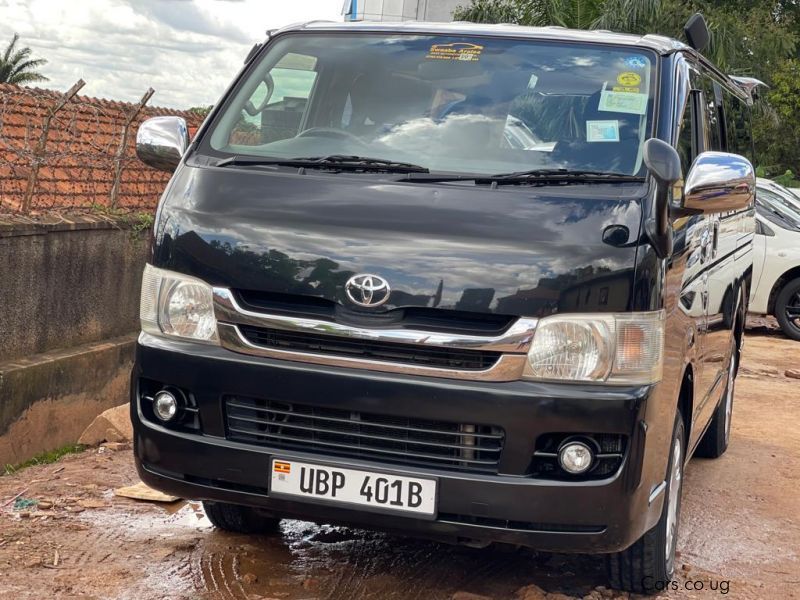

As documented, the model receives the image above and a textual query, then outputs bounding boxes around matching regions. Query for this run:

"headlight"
[523,310,664,385]
[140,264,219,344]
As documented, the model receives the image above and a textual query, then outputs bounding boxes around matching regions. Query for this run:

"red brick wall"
[0,83,204,214]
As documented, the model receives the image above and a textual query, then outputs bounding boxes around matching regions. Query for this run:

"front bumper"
[132,334,668,553]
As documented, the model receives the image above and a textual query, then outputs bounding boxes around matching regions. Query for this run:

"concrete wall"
[419,0,462,21]
[0,217,148,465]
[1,218,147,362]
[0,337,134,465]
[345,0,461,21]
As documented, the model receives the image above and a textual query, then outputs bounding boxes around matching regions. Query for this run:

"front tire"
[775,277,800,341]
[606,411,685,595]
[202,501,281,534]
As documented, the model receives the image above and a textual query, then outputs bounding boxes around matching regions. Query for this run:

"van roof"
[280,20,688,56]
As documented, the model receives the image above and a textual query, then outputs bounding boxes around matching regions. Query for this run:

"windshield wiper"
[215,154,429,174]
[400,169,645,185]
[481,168,645,184]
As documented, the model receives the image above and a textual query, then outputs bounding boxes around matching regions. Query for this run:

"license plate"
[270,459,437,517]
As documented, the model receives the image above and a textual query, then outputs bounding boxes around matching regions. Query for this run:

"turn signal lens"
[613,313,665,384]
[523,311,664,385]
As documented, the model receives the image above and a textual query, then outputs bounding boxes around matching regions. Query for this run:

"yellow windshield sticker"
[426,42,484,62]
[617,72,642,87]
[599,90,648,115]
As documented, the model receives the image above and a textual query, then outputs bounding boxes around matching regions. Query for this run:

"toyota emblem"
[345,274,391,308]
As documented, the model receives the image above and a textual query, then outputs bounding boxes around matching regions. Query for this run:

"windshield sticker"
[616,72,642,87]
[612,86,640,93]
[587,120,620,142]
[426,42,483,62]
[624,55,648,69]
[528,74,539,89]
[599,89,648,115]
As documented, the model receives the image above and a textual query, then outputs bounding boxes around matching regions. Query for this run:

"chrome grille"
[224,396,505,474]
[238,325,501,371]
[212,287,538,382]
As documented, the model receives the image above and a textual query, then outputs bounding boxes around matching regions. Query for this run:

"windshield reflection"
[206,34,656,177]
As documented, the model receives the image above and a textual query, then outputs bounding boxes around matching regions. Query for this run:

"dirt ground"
[1,325,798,600]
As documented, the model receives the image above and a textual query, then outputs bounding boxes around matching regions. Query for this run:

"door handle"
[700,227,711,263]
[712,222,720,259]
[701,273,709,308]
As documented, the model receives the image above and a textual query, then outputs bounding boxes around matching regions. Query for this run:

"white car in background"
[751,178,800,340]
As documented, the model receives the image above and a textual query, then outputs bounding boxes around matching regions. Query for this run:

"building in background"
[342,0,462,22]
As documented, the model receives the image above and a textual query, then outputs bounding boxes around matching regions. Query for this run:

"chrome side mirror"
[684,152,755,214]
[136,116,189,172]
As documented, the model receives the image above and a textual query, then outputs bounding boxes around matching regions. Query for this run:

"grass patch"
[87,203,155,237]
[3,444,86,476]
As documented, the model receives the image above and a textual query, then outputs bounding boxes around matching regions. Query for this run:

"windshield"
[206,34,657,177]
[757,185,800,229]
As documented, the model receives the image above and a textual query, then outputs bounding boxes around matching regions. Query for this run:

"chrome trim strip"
[217,323,529,382]
[648,480,667,505]
[213,287,537,353]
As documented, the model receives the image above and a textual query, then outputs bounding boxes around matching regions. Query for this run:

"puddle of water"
[81,496,604,599]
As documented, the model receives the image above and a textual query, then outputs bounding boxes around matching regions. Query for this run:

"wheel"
[606,411,685,595]
[775,277,800,341]
[695,337,736,458]
[202,501,280,534]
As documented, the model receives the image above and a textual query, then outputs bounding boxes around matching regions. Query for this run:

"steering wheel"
[296,127,368,146]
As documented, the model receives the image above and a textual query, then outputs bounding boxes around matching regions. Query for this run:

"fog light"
[558,441,594,474]
[153,390,178,422]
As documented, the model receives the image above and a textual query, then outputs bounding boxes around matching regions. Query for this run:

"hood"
[153,164,645,318]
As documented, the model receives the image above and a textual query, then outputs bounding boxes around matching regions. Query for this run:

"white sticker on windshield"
[528,74,539,89]
[587,120,620,142]
[599,90,648,115]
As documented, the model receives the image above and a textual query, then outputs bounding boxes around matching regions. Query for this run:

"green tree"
[453,0,794,78]
[188,105,213,118]
[454,0,658,32]
[0,34,48,85]
[753,58,800,175]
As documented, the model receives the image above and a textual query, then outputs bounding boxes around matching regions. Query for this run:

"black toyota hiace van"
[133,15,756,593]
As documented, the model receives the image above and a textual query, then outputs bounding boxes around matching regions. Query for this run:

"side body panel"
[682,53,754,452]
[647,53,754,460]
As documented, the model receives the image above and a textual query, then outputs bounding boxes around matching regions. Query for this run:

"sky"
[0,0,344,108]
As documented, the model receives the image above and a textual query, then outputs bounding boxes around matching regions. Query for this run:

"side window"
[676,98,694,176]
[700,76,724,152]
[678,68,727,175]
[724,93,754,163]
[229,53,318,146]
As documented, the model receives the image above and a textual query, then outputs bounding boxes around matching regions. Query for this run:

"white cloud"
[0,0,343,108]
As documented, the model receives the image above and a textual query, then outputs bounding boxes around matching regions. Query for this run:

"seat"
[347,73,433,137]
